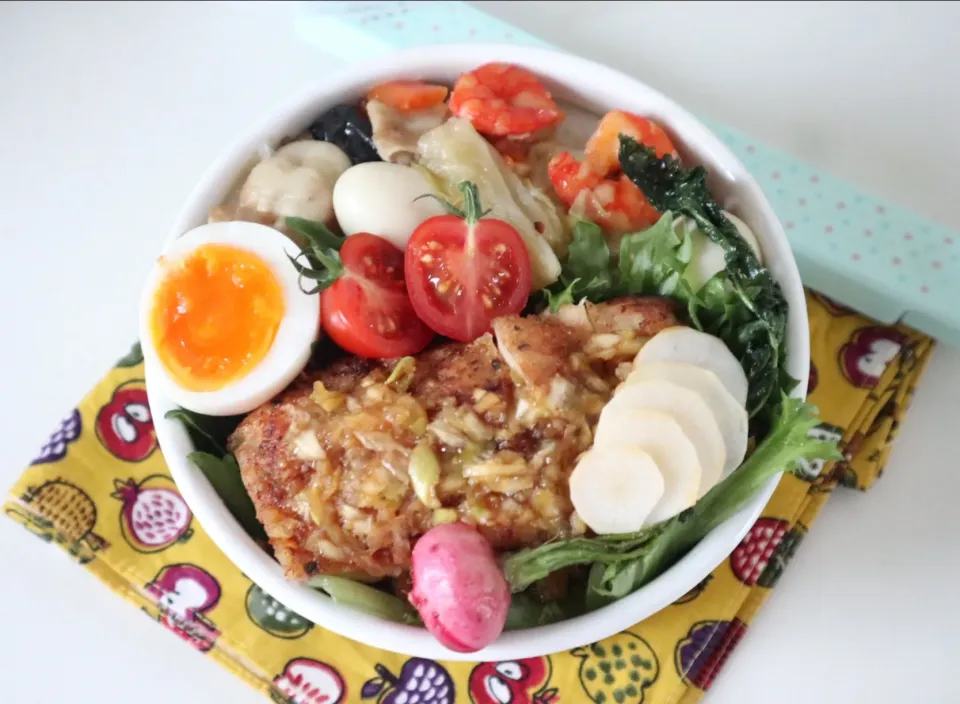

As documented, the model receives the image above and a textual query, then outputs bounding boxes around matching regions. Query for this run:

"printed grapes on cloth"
[4,290,934,703]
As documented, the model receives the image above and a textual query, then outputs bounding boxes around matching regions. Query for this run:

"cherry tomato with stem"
[405,182,532,343]
[320,233,435,358]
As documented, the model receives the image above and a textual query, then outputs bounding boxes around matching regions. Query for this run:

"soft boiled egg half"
[139,221,320,416]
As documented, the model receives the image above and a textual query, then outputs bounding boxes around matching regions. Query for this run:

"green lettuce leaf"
[558,220,616,301]
[548,213,693,311]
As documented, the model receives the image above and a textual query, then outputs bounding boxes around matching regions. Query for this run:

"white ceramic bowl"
[147,43,809,661]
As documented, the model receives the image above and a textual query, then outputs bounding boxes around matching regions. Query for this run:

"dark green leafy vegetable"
[188,451,264,540]
[115,341,143,368]
[619,135,793,422]
[503,525,665,593]
[307,575,421,625]
[504,593,567,631]
[164,409,263,539]
[504,398,841,602]
[285,216,345,295]
[163,408,242,457]
[286,217,345,251]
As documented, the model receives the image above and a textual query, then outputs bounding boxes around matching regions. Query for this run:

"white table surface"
[2,2,959,702]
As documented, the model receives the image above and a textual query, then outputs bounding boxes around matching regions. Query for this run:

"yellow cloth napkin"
[4,290,934,704]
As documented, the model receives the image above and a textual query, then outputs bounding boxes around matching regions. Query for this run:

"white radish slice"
[593,408,701,524]
[606,378,726,497]
[627,362,748,482]
[634,327,748,409]
[569,445,665,535]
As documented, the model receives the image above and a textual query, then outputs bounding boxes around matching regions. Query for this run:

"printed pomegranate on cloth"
[111,475,193,552]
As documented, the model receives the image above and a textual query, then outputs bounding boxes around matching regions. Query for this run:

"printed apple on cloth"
[3,290,934,703]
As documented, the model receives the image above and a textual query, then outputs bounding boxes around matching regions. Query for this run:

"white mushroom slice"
[237,139,350,226]
[593,408,701,524]
[569,445,665,534]
[367,99,449,164]
[605,378,726,497]
[274,140,351,184]
[633,327,748,409]
[626,362,748,482]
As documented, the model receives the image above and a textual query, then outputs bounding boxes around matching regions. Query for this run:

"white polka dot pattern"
[297,0,960,344]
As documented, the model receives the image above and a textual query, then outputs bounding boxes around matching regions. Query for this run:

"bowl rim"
[145,42,810,661]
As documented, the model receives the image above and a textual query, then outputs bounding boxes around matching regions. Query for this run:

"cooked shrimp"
[449,62,564,138]
[548,150,660,234]
[584,110,678,178]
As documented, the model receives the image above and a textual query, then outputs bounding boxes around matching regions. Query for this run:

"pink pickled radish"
[409,523,510,652]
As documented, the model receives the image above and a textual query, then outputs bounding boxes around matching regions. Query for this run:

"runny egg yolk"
[150,243,285,392]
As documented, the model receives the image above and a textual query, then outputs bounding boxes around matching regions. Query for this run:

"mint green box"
[296,1,959,345]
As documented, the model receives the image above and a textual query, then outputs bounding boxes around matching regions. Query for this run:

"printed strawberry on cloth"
[4,289,934,704]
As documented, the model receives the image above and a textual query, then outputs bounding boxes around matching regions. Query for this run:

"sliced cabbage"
[416,117,565,290]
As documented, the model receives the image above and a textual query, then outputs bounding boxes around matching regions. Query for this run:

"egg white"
[332,162,445,249]
[139,221,320,417]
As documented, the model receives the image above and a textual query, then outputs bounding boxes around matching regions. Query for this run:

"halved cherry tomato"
[584,110,679,178]
[321,233,434,358]
[405,183,532,343]
[449,62,564,138]
[367,80,449,112]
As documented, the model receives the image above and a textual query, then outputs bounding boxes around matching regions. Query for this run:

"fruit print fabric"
[144,562,222,652]
[5,479,107,564]
[111,475,193,553]
[31,409,82,465]
[247,584,313,640]
[672,576,712,606]
[729,518,789,586]
[674,620,747,691]
[96,379,157,462]
[573,635,659,703]
[1,289,935,704]
[361,658,455,704]
[468,657,556,704]
[272,658,347,704]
